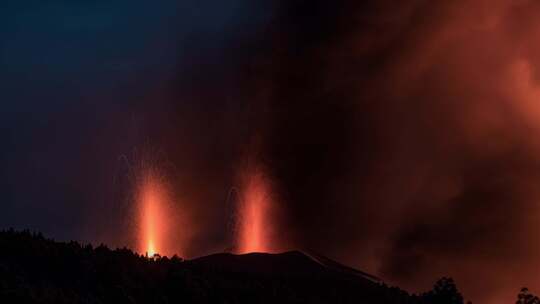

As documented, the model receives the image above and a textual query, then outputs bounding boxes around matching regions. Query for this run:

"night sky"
[2,1,540,303]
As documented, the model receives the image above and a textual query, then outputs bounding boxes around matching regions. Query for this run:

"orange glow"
[237,168,273,253]
[138,170,168,257]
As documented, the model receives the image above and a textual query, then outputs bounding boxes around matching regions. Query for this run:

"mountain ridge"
[0,229,462,304]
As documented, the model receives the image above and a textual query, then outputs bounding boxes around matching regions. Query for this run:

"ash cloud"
[227,1,540,303]
[3,1,540,303]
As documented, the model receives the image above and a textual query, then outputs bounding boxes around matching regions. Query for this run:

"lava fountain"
[137,169,170,257]
[236,166,275,253]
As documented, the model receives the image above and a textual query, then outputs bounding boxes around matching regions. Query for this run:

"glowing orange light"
[138,171,167,257]
[237,168,273,253]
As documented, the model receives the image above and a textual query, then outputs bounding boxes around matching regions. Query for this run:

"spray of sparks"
[138,170,168,257]
[237,168,274,253]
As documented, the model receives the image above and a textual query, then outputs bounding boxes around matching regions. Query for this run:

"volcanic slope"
[0,230,421,304]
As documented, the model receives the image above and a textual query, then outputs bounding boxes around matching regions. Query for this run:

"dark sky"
[0,0,271,241]
[2,1,540,303]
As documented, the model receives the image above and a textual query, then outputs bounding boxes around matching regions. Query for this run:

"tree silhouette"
[517,288,540,304]
[0,230,477,304]
[422,277,464,304]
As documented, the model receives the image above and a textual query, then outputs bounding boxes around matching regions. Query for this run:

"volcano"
[188,250,381,282]
[0,230,425,303]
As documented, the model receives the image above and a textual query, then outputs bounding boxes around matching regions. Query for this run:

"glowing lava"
[237,168,274,253]
[138,171,168,257]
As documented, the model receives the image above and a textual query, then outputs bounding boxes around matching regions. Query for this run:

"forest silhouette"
[0,229,534,303]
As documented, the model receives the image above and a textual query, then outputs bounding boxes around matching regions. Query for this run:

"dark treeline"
[0,229,533,304]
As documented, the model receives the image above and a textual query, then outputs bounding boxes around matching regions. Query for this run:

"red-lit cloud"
[78,1,540,303]
[228,1,540,303]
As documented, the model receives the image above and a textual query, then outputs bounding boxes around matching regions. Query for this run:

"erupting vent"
[138,170,168,257]
[237,167,274,254]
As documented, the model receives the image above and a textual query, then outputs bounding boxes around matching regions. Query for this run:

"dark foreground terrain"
[0,230,467,304]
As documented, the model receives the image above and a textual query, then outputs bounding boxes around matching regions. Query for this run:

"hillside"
[0,230,457,304]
